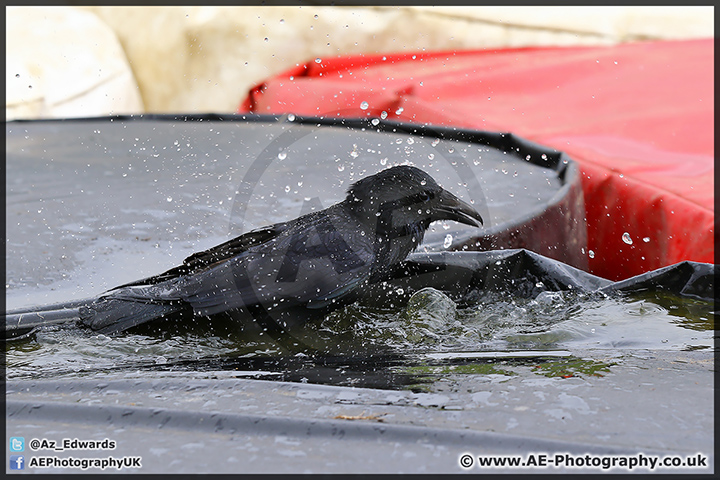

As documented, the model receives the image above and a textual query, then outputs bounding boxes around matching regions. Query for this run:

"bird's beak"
[435,189,484,227]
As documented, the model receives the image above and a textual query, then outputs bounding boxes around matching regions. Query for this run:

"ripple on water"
[5,288,713,381]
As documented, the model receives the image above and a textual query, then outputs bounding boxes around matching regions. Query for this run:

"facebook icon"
[10,455,24,470]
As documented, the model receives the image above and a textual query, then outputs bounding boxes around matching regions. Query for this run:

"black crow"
[5,165,483,336]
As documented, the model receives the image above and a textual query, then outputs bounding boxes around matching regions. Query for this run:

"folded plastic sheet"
[388,249,714,303]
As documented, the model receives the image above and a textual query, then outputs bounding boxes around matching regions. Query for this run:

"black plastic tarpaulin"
[4,115,715,474]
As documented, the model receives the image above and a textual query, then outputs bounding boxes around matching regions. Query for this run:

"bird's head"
[345,165,483,241]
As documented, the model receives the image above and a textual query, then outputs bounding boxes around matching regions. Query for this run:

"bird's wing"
[179,223,290,274]
[172,208,376,316]
[110,223,289,290]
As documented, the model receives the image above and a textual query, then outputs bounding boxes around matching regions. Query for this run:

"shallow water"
[5,287,714,389]
[4,118,596,389]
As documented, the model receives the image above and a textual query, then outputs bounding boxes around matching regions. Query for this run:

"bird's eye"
[419,192,432,202]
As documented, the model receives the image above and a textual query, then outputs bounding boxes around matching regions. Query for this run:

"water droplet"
[360,101,369,110]
[406,138,414,145]
[264,37,268,42]
[431,139,440,147]
[588,250,595,258]
[622,232,633,245]
[338,164,345,172]
[315,57,322,64]
[443,234,453,248]
[350,144,359,158]
[287,114,295,122]
[643,237,650,243]
[284,185,291,193]
[395,107,404,115]
[428,153,434,160]
[380,157,388,165]
[420,180,426,186]
[278,151,287,160]
[380,111,388,120]
[166,196,173,202]
[371,118,380,126]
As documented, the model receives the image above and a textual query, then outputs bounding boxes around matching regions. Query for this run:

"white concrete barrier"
[6,6,143,120]
[7,6,713,119]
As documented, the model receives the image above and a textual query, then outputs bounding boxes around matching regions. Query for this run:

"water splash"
[5,287,713,381]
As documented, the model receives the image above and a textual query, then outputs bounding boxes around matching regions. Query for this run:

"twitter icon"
[10,437,24,452]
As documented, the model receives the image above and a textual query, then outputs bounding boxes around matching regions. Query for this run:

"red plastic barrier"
[240,39,714,280]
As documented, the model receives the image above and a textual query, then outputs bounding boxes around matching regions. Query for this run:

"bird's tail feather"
[4,296,186,339]
[78,298,186,335]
